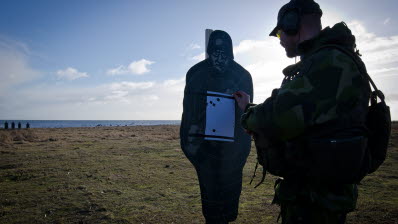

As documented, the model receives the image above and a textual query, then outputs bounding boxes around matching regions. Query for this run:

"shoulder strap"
[312,44,385,103]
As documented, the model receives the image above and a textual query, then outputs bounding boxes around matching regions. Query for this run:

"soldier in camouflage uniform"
[234,0,371,223]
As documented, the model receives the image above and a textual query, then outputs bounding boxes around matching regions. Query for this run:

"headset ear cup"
[281,10,300,35]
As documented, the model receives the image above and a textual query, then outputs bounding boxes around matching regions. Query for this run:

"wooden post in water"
[205,29,213,59]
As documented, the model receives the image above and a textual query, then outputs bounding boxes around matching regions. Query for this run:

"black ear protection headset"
[270,0,322,37]
[278,2,302,36]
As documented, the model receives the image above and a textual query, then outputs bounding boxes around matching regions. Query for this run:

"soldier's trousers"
[273,177,357,224]
[279,199,347,224]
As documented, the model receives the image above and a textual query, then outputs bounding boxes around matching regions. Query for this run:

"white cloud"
[0,35,30,55]
[128,59,154,75]
[368,67,398,77]
[98,81,156,104]
[383,18,390,25]
[104,90,129,101]
[191,52,205,61]
[346,20,398,120]
[106,65,127,76]
[56,67,88,81]
[1,11,397,121]
[182,43,202,61]
[321,9,345,28]
[0,77,185,119]
[0,37,39,91]
[0,36,180,119]
[109,81,155,91]
[347,21,398,74]
[107,59,155,75]
[231,17,398,120]
[163,76,185,88]
[234,39,269,55]
[233,37,294,102]
[189,43,201,50]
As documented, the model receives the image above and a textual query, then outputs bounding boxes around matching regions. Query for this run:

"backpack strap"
[311,44,385,104]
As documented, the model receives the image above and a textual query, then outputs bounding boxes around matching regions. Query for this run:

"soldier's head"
[207,30,234,73]
[270,0,322,58]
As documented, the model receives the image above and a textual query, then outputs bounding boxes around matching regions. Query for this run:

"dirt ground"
[0,124,397,223]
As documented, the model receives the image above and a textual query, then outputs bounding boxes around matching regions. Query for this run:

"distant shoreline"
[0,124,180,130]
[2,120,396,129]
[0,120,181,129]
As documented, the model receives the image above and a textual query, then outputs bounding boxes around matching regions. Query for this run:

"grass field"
[0,124,397,224]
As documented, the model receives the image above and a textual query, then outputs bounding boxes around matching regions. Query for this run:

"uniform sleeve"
[241,49,367,141]
[241,88,280,138]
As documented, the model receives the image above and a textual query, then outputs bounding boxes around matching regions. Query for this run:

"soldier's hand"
[233,91,250,112]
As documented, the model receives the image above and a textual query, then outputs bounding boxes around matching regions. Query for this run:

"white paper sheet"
[204,91,235,142]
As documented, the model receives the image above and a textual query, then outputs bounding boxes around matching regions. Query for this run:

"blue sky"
[1,0,398,120]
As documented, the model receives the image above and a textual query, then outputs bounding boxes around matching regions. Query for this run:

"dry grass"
[0,125,397,223]
[0,129,40,145]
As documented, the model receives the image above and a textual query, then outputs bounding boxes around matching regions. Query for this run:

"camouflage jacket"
[242,22,370,142]
[241,22,371,212]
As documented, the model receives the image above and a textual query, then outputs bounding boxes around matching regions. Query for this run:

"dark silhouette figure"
[26,122,30,129]
[18,122,21,129]
[11,122,15,129]
[180,30,253,223]
[4,121,8,129]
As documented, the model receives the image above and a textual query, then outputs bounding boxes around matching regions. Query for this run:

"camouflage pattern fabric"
[274,179,358,224]
[241,22,371,221]
[279,197,348,224]
[242,27,370,141]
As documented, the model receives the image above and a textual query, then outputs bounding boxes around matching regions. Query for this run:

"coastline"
[0,120,181,129]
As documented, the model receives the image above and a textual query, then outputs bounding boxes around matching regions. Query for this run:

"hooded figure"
[180,30,253,223]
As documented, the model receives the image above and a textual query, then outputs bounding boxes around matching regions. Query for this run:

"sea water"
[0,120,180,129]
